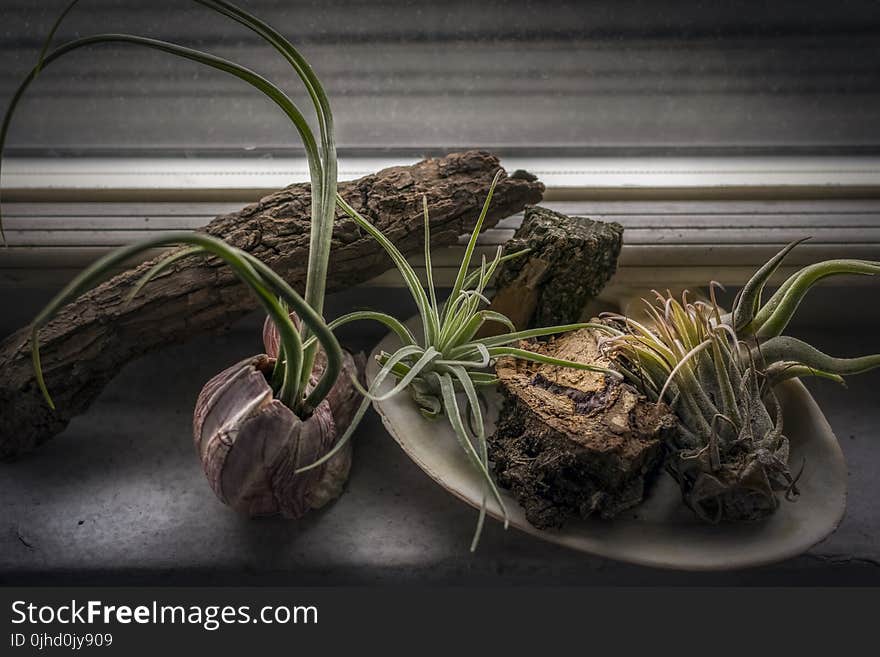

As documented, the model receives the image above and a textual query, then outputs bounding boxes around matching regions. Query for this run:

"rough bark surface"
[0,150,543,459]
[490,206,623,330]
[490,328,676,529]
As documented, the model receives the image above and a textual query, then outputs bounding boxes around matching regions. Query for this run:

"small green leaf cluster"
[299,174,618,549]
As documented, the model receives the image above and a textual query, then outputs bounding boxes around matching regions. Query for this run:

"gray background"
[1,0,880,156]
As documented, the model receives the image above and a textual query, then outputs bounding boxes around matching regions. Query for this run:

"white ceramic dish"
[367,315,847,571]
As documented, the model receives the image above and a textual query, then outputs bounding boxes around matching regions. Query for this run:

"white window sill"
[2,156,880,291]
[4,155,880,201]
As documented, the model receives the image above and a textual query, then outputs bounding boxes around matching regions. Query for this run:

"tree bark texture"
[490,328,676,529]
[489,205,623,330]
[0,150,543,459]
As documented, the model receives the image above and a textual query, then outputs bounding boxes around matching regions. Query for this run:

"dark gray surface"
[1,286,879,585]
[2,0,880,155]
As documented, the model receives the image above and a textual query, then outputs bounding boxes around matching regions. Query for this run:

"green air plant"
[3,1,364,517]
[277,172,622,550]
[27,234,360,517]
[2,0,338,340]
[598,241,880,523]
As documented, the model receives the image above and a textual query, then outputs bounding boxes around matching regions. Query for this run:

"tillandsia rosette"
[9,2,366,517]
[596,240,880,523]
[292,173,623,550]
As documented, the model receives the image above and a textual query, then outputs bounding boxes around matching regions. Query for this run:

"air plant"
[274,173,621,550]
[27,234,360,517]
[598,241,880,523]
[4,1,363,517]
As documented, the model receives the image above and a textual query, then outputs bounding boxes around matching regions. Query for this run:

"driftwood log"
[0,150,543,459]
[490,328,677,529]
[489,206,623,330]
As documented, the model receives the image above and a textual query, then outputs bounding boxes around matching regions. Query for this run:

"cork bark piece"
[490,328,676,529]
[490,205,623,330]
